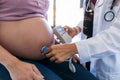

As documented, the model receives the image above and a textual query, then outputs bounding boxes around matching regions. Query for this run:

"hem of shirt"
[0,14,45,21]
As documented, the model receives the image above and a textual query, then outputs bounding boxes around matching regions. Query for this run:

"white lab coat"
[75,0,120,80]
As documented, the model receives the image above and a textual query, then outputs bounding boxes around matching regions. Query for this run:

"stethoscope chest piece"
[104,10,115,22]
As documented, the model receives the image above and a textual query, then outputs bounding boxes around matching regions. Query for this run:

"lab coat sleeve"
[77,20,83,28]
[75,12,120,64]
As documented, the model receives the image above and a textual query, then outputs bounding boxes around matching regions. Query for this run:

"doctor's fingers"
[44,46,60,57]
[49,56,65,63]
[45,52,54,58]
[45,50,61,59]
[64,25,73,32]
[49,52,69,63]
[50,56,57,62]
[63,25,69,31]
[72,55,80,63]
[44,51,64,63]
[43,47,52,55]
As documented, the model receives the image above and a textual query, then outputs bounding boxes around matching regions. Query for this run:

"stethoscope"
[104,0,116,22]
[86,0,116,22]
[65,57,76,73]
[41,46,76,73]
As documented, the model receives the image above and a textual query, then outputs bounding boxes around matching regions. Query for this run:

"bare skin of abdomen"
[0,17,54,60]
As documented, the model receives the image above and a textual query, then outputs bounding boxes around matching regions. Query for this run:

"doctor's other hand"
[44,43,78,63]
[7,60,44,80]
[64,25,81,38]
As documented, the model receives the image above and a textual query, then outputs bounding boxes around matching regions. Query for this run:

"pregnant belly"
[0,17,54,60]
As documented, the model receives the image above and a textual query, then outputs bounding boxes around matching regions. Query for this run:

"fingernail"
[75,60,77,63]
[41,75,44,78]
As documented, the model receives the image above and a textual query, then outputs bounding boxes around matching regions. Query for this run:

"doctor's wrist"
[69,43,78,55]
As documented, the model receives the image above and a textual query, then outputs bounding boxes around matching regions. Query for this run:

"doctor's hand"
[44,43,78,63]
[64,25,81,38]
[7,60,44,80]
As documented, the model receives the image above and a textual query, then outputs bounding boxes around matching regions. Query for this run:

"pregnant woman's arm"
[0,45,44,80]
